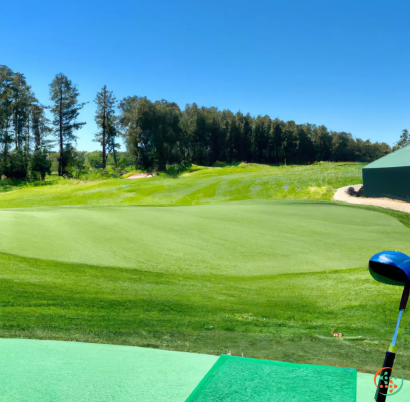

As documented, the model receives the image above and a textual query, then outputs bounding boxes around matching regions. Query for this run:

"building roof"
[363,144,410,169]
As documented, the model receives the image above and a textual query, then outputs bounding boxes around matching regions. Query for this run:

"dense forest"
[0,64,402,179]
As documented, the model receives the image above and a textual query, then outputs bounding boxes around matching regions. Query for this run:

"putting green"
[0,201,408,275]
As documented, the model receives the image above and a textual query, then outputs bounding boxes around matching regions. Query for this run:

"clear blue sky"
[1,0,409,151]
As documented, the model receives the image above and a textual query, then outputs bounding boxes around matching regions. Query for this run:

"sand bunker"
[126,173,155,179]
[333,184,410,213]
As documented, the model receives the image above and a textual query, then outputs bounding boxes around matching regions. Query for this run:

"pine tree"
[31,104,52,180]
[1,66,35,178]
[393,129,409,150]
[94,85,117,169]
[50,73,86,176]
[106,123,120,168]
[0,65,14,175]
[11,72,34,151]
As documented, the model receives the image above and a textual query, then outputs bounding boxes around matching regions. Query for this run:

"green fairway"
[0,163,363,208]
[0,201,408,275]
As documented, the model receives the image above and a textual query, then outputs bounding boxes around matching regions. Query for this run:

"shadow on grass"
[0,179,56,192]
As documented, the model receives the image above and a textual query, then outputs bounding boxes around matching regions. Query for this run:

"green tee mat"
[186,354,357,402]
[0,338,217,402]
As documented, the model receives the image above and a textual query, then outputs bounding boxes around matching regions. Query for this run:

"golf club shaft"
[375,299,408,402]
[400,284,410,310]
[392,310,404,346]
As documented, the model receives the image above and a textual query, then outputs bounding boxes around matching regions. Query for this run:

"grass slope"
[1,252,409,378]
[0,163,363,208]
[0,201,409,275]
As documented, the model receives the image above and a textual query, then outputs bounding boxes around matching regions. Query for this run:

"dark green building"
[362,145,410,202]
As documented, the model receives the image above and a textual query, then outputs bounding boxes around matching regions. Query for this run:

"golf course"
[5,1,410,397]
[1,163,410,389]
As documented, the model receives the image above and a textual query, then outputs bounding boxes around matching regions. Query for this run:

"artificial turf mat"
[186,355,357,402]
[1,339,409,401]
[0,339,217,402]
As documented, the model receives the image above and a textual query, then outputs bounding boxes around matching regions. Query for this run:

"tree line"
[119,97,392,172]
[0,63,400,179]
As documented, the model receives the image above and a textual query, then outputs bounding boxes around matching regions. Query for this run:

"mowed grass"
[0,162,363,208]
[1,252,409,378]
[1,163,410,378]
[0,201,409,275]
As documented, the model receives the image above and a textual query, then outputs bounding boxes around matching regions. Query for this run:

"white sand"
[333,184,410,213]
[126,173,155,179]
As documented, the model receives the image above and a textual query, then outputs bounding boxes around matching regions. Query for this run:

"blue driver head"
[369,251,410,287]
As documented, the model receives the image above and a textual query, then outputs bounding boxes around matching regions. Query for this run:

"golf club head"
[369,251,410,287]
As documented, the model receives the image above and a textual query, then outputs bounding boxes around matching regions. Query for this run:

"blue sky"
[1,0,409,151]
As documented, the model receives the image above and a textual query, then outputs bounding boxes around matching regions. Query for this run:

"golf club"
[369,251,410,402]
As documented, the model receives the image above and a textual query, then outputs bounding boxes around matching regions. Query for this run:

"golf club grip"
[375,351,396,402]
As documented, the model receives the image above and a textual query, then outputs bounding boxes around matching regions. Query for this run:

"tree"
[119,97,182,172]
[311,125,332,161]
[0,66,35,178]
[106,123,120,168]
[31,104,52,180]
[94,85,117,169]
[295,125,315,164]
[154,99,182,170]
[331,132,354,161]
[118,96,148,169]
[11,72,34,151]
[270,119,284,164]
[0,65,14,175]
[253,115,271,163]
[2,63,398,177]
[64,147,86,178]
[50,73,86,176]
[120,94,393,170]
[393,129,409,150]
[31,147,52,180]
